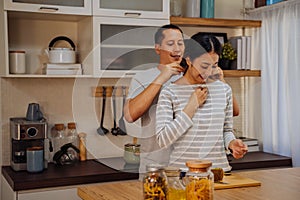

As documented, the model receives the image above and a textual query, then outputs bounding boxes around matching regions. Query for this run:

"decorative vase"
[219,59,231,70]
[201,0,214,18]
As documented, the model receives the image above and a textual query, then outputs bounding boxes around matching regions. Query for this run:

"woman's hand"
[229,139,248,159]
[183,87,208,119]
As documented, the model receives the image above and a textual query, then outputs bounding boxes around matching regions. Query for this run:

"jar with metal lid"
[184,160,214,200]
[164,166,186,200]
[143,164,167,200]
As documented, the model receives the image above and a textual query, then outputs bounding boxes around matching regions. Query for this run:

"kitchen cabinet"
[84,16,169,78]
[2,175,81,200]
[93,0,169,19]
[4,0,92,16]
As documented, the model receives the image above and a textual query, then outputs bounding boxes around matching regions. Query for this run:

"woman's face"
[188,52,219,84]
[155,29,185,65]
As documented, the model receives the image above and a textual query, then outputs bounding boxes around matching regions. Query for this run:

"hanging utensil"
[118,86,127,135]
[111,86,119,136]
[97,86,109,135]
[111,86,126,136]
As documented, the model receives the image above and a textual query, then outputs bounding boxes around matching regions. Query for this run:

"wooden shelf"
[170,16,262,28]
[223,70,261,77]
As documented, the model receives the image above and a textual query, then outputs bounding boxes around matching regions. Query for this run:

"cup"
[9,50,26,74]
[26,103,44,121]
[26,146,44,173]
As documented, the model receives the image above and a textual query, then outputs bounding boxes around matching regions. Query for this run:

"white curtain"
[248,0,300,167]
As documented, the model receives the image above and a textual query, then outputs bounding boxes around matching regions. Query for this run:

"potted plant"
[219,42,237,70]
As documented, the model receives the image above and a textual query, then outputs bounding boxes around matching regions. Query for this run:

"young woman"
[155,33,247,171]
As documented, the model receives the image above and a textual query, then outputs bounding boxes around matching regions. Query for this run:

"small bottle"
[78,132,87,161]
[143,164,167,200]
[52,124,65,155]
[184,160,214,200]
[66,122,79,147]
[165,166,186,200]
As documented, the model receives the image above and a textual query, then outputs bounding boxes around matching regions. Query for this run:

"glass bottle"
[184,160,214,200]
[52,124,65,156]
[143,164,167,200]
[170,0,182,16]
[66,122,79,147]
[165,166,186,200]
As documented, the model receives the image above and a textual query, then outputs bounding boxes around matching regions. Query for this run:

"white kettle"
[45,36,76,64]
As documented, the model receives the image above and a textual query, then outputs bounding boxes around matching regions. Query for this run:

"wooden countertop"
[1,159,138,191]
[78,167,300,200]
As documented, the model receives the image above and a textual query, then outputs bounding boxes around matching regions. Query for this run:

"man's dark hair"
[154,24,183,45]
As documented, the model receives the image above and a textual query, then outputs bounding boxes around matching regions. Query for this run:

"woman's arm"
[155,89,193,148]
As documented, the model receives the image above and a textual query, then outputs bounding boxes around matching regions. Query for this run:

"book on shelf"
[239,137,259,146]
[228,36,252,70]
[247,144,260,152]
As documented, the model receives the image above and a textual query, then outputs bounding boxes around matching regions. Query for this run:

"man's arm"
[124,64,184,123]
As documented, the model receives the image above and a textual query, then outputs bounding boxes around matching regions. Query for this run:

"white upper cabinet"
[93,0,169,19]
[4,0,92,15]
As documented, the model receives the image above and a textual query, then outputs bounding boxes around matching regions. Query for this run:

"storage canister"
[143,164,167,200]
[184,160,214,200]
[165,166,186,200]
[9,50,26,74]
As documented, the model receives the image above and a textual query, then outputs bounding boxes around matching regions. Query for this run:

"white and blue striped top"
[155,80,235,171]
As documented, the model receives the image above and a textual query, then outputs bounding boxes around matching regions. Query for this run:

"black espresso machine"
[10,117,48,171]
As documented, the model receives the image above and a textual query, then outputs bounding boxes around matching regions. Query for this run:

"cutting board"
[214,173,261,190]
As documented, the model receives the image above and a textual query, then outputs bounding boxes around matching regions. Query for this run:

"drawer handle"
[124,12,141,17]
[39,7,59,12]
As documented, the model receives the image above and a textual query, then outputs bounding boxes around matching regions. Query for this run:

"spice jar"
[164,166,186,200]
[184,160,214,200]
[143,164,167,200]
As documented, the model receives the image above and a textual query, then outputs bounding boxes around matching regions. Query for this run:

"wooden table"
[78,167,300,200]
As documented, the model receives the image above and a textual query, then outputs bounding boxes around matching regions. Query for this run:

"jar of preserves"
[165,166,186,200]
[143,164,167,200]
[184,160,214,200]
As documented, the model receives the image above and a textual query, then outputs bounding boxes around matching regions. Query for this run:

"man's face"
[155,29,185,65]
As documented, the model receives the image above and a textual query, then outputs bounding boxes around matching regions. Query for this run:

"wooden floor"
[229,151,292,170]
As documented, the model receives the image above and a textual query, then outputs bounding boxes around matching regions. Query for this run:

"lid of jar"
[186,160,212,169]
[146,163,165,172]
[164,166,181,177]
[54,123,64,131]
[9,50,25,53]
[124,143,140,148]
[68,122,76,129]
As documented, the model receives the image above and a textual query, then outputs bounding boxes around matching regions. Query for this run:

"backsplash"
[1,76,248,165]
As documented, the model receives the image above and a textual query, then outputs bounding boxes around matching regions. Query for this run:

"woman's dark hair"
[184,33,222,61]
[154,24,183,45]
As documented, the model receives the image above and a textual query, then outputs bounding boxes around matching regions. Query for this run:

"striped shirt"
[155,80,235,171]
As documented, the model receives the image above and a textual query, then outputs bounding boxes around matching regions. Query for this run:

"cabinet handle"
[124,12,141,17]
[125,72,136,76]
[39,7,59,12]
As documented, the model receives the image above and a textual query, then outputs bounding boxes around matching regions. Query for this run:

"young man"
[124,24,185,173]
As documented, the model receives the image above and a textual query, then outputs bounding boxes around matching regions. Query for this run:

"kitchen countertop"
[1,159,139,191]
[1,152,292,191]
[78,167,300,200]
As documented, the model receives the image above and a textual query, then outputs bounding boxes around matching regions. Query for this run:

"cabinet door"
[93,0,169,19]
[4,0,92,15]
[85,17,169,77]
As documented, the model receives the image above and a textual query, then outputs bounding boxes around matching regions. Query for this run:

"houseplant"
[219,42,237,70]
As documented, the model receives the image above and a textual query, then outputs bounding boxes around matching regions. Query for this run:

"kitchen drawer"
[4,0,92,15]
[93,0,169,19]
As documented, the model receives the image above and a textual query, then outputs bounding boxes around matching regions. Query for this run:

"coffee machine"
[10,117,48,171]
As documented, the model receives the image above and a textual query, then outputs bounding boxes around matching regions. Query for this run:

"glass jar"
[65,122,79,147]
[184,160,214,200]
[124,143,140,164]
[170,0,182,16]
[165,166,186,200]
[143,164,167,200]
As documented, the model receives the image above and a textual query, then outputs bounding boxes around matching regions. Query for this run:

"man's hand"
[154,63,185,85]
[229,139,248,159]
